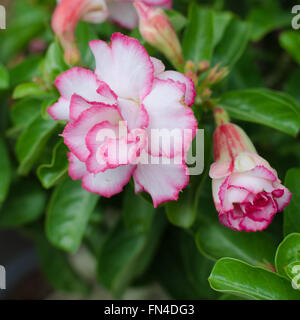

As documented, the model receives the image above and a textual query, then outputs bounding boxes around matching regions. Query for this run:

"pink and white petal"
[96,82,118,104]
[89,33,154,101]
[150,57,165,75]
[48,97,70,121]
[68,152,87,180]
[82,165,135,197]
[117,98,149,130]
[239,216,272,232]
[229,172,274,194]
[86,121,119,173]
[108,1,138,29]
[209,160,233,179]
[82,0,109,23]
[224,209,244,231]
[223,186,250,211]
[69,94,118,121]
[157,71,196,106]
[142,0,172,9]
[248,165,278,183]
[273,185,292,211]
[55,67,102,101]
[212,177,226,207]
[62,105,121,161]
[143,78,197,158]
[134,157,189,207]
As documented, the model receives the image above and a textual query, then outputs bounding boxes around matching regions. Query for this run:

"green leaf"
[46,179,99,253]
[122,187,155,234]
[165,9,187,32]
[213,17,250,67]
[248,8,290,41]
[279,31,300,66]
[285,261,300,290]
[196,216,277,267]
[42,41,68,82]
[183,4,214,63]
[16,115,58,175]
[13,82,49,100]
[213,11,232,47]
[284,69,300,104]
[0,64,9,90]
[284,169,300,235]
[9,98,42,133]
[152,228,218,299]
[76,22,98,69]
[220,89,300,137]
[0,179,46,227]
[209,258,300,300]
[179,231,220,299]
[97,211,166,296]
[275,233,300,278]
[0,138,11,205]
[9,55,42,87]
[37,141,69,189]
[36,233,90,294]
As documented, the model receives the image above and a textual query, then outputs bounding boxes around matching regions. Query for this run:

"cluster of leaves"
[0,0,300,299]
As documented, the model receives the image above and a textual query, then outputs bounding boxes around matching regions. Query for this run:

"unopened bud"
[207,64,229,84]
[185,60,196,72]
[134,1,184,70]
[198,61,210,73]
[52,0,108,65]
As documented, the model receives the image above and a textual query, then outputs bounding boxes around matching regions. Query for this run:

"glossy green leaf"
[220,89,300,137]
[46,179,99,252]
[196,216,277,267]
[183,4,214,63]
[122,187,155,234]
[0,64,9,90]
[284,169,300,235]
[12,82,49,99]
[37,141,69,189]
[36,234,90,294]
[209,258,300,300]
[42,41,68,82]
[0,138,11,205]
[9,98,42,133]
[0,179,46,227]
[275,233,300,278]
[97,211,166,296]
[284,69,300,104]
[248,8,290,41]
[16,115,58,175]
[9,55,42,87]
[213,17,250,67]
[76,22,98,69]
[213,11,232,47]
[279,31,300,66]
[153,228,218,299]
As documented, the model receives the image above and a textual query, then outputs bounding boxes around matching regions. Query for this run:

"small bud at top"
[134,1,184,70]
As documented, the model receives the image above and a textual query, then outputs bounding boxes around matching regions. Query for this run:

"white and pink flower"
[52,0,172,63]
[48,33,197,207]
[209,116,292,232]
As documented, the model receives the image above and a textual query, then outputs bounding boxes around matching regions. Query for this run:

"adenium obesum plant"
[48,32,197,207]
[52,0,172,64]
[209,108,292,232]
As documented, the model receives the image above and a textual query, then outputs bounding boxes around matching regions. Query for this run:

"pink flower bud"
[209,122,292,232]
[134,1,183,69]
[52,0,108,65]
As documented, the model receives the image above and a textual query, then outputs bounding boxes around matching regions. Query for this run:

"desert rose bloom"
[134,1,183,69]
[53,0,171,64]
[209,110,292,232]
[48,33,197,207]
